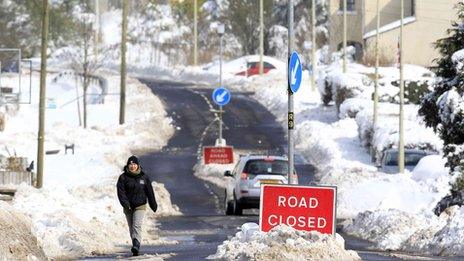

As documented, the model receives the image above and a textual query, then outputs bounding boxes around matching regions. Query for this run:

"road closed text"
[268,214,327,229]
[260,185,336,234]
[268,196,327,229]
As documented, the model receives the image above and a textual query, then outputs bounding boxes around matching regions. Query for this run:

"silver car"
[379,149,436,174]
[224,155,295,215]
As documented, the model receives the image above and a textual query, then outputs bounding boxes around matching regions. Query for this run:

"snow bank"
[343,209,443,250]
[354,103,442,163]
[320,61,434,109]
[193,161,235,189]
[343,205,464,256]
[340,154,459,254]
[0,72,178,258]
[0,201,47,260]
[208,223,360,260]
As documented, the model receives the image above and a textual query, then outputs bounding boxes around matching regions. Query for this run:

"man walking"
[117,155,158,256]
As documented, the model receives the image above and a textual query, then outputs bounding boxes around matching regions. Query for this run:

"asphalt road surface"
[85,80,449,261]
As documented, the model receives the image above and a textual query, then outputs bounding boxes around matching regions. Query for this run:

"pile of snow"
[0,71,178,259]
[0,202,47,260]
[208,223,360,260]
[340,156,458,254]
[343,205,464,256]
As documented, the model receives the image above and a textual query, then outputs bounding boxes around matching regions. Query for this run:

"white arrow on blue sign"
[212,87,231,106]
[288,51,302,93]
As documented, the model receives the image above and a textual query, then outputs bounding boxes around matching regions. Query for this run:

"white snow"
[0,71,179,259]
[193,161,235,189]
[208,223,360,260]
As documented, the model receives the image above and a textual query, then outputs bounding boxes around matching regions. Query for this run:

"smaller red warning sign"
[203,146,234,164]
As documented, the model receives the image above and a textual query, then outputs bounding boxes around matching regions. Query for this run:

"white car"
[224,154,295,215]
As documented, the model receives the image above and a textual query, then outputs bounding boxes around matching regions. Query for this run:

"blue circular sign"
[288,51,302,93]
[212,87,231,106]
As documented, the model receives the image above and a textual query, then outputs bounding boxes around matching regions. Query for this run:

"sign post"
[212,87,231,146]
[260,184,337,235]
[287,51,302,185]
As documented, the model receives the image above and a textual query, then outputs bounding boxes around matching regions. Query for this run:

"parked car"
[235,61,276,77]
[203,55,285,76]
[224,154,297,215]
[379,149,436,174]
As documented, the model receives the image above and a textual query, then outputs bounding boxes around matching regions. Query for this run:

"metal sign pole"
[288,0,296,185]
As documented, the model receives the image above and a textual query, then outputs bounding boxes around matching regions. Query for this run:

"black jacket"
[117,169,158,212]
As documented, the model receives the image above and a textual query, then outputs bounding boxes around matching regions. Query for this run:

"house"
[328,0,459,67]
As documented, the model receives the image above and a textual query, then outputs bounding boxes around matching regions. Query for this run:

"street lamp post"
[217,23,225,146]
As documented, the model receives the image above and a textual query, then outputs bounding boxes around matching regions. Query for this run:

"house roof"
[363,16,417,40]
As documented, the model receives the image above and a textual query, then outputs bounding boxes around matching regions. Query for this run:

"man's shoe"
[131,246,139,256]
[131,238,140,256]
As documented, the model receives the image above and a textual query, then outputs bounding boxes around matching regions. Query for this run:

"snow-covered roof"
[363,16,417,40]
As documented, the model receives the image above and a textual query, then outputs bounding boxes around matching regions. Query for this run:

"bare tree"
[58,12,113,128]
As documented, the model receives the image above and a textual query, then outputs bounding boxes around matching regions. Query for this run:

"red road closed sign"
[203,146,234,164]
[259,184,337,235]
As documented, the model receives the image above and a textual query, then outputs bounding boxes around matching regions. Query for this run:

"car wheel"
[233,193,243,216]
[225,190,234,215]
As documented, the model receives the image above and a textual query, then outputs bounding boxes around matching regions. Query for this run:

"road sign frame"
[212,87,231,106]
[259,184,337,235]
[288,51,302,93]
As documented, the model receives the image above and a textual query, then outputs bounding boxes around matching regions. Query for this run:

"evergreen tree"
[419,2,464,190]
[0,0,81,57]
[227,0,274,55]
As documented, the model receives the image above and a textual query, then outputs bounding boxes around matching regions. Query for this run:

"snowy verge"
[0,71,178,259]
[207,223,360,260]
[193,162,235,189]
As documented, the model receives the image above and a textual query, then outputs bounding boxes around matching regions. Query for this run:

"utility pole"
[398,0,405,173]
[288,0,297,185]
[194,0,198,66]
[373,0,379,125]
[37,0,49,189]
[259,0,264,75]
[94,0,100,63]
[75,75,82,126]
[311,0,316,91]
[119,0,127,125]
[342,0,347,73]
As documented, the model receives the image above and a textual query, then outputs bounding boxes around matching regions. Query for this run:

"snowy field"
[0,71,179,259]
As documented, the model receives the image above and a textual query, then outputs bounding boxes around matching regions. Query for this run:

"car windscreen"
[244,159,288,175]
[385,151,426,166]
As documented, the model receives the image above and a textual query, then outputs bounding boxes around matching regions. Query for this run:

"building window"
[339,0,355,12]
